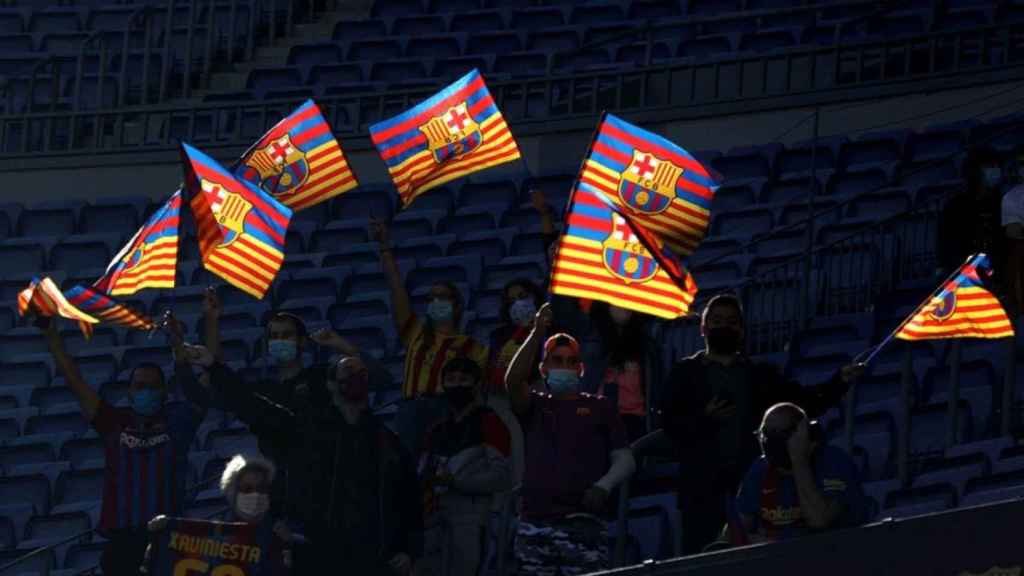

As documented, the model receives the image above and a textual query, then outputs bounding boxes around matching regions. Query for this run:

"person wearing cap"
[505,303,636,573]
[416,357,513,576]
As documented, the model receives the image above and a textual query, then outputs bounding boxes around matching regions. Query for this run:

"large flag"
[580,113,717,258]
[895,253,1015,340]
[550,184,698,320]
[369,69,521,208]
[17,277,99,336]
[65,285,157,336]
[147,517,287,576]
[181,142,292,299]
[236,99,358,212]
[93,191,181,296]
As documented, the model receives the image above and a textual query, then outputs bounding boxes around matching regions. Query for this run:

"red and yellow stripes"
[286,140,358,212]
[896,287,1015,340]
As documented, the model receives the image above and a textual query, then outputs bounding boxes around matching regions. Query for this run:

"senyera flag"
[895,253,1015,341]
[93,190,181,296]
[581,113,718,258]
[64,284,157,337]
[550,184,699,320]
[369,69,521,208]
[17,277,99,336]
[181,142,292,300]
[236,99,358,212]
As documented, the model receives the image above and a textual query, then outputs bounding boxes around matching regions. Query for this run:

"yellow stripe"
[391,113,512,176]
[555,241,695,310]
[218,239,284,271]
[209,249,278,284]
[307,150,347,171]
[550,282,685,320]
[557,242,686,294]
[408,143,521,198]
[289,172,356,206]
[404,138,521,192]
[206,260,268,298]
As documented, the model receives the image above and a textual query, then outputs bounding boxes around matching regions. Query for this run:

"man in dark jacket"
[193,354,420,575]
[661,294,864,555]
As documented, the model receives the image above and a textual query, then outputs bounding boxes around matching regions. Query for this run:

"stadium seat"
[911,401,972,459]
[884,483,956,518]
[58,437,103,469]
[0,240,48,275]
[840,132,903,171]
[0,361,50,388]
[64,542,105,571]
[922,360,997,438]
[48,236,114,272]
[54,468,103,510]
[913,454,989,498]
[450,10,504,33]
[710,208,773,239]
[0,475,51,516]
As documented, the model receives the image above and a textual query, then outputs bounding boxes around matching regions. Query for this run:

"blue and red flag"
[64,284,156,337]
[93,191,181,296]
[369,69,521,208]
[581,113,718,257]
[181,142,292,300]
[17,277,99,337]
[236,99,357,212]
[895,253,1015,340]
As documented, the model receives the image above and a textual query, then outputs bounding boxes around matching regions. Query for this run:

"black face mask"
[443,386,476,412]
[706,327,741,355]
[763,434,792,470]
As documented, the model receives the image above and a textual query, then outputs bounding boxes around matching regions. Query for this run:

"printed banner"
[149,517,283,576]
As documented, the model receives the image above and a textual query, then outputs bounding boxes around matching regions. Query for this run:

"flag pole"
[853,255,974,365]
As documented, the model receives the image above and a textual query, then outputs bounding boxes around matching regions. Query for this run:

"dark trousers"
[679,466,742,556]
[101,528,150,576]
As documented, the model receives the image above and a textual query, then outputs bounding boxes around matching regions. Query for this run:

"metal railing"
[3,19,1023,156]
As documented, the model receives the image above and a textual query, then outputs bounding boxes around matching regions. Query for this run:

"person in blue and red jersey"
[39,314,202,576]
[735,403,868,543]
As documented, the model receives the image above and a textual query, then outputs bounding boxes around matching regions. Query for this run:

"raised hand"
[202,287,221,319]
[534,301,553,332]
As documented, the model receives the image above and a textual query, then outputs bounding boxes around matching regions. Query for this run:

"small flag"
[550,184,698,320]
[17,277,100,337]
[181,142,292,300]
[236,99,358,212]
[93,191,181,296]
[580,113,717,258]
[369,69,521,208]
[64,285,157,337]
[895,253,1015,340]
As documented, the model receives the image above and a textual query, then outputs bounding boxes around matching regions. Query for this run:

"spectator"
[735,403,868,543]
[661,294,864,555]
[417,358,514,576]
[590,302,663,442]
[937,146,1005,276]
[39,315,202,576]
[371,219,489,452]
[1003,148,1024,313]
[487,279,544,396]
[197,354,420,575]
[145,454,293,574]
[506,303,636,574]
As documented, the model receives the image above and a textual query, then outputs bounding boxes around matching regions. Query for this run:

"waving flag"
[580,113,717,258]
[551,184,698,320]
[65,285,156,337]
[17,277,99,336]
[369,69,521,208]
[236,99,357,212]
[895,254,1015,340]
[93,191,181,296]
[181,143,292,299]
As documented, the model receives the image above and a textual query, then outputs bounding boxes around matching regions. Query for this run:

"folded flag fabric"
[579,113,718,258]
[369,69,521,208]
[65,285,157,337]
[895,253,1015,340]
[550,183,698,320]
[236,99,357,212]
[181,142,292,300]
[17,277,99,337]
[93,190,181,296]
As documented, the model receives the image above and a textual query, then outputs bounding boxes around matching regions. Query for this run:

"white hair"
[220,454,276,503]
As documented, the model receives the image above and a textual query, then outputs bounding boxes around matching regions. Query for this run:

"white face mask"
[235,493,270,520]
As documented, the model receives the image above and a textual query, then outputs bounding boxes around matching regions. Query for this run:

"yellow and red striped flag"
[16,277,99,337]
[895,253,1015,340]
[64,285,156,337]
[93,190,181,296]
[551,184,698,320]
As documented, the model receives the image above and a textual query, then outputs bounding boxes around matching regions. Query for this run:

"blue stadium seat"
[678,34,735,59]
[308,62,364,87]
[528,28,579,52]
[276,274,339,305]
[48,235,115,272]
[827,168,889,198]
[0,11,23,34]
[884,483,956,518]
[392,212,440,243]
[868,11,928,38]
[448,228,514,266]
[0,361,50,387]
[775,140,838,178]
[0,516,13,551]
[247,67,303,99]
[460,178,518,209]
[846,189,911,219]
[333,188,393,221]
[0,547,56,574]
[332,19,388,44]
[287,43,341,79]
[450,10,504,33]
[629,0,682,20]
[712,150,770,182]
[79,197,146,236]
[370,59,429,84]
[912,401,972,459]
[510,7,565,30]
[429,0,481,13]
[615,41,675,66]
[907,126,965,164]
[64,542,105,572]
[688,0,741,16]
[483,255,546,290]
[739,29,796,53]
[962,470,1024,507]
[397,235,455,263]
[393,15,446,37]
[897,160,959,189]
[372,0,425,18]
[204,428,259,456]
[913,454,989,498]
[25,410,86,436]
[923,360,997,438]
[27,9,82,33]
[0,307,14,334]
[0,475,50,515]
[710,208,773,239]
[18,203,78,237]
[439,208,498,237]
[348,38,404,61]
[761,176,820,205]
[406,35,462,60]
[839,132,903,171]
[466,31,521,55]
[329,299,390,328]
[494,51,549,76]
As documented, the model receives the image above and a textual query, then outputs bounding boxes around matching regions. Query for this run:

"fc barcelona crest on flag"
[602,214,659,284]
[203,179,253,248]
[419,102,483,165]
[241,134,310,197]
[619,150,684,215]
[929,291,957,321]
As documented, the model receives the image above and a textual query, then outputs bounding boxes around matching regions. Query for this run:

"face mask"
[337,371,370,404]
[983,167,1002,188]
[509,298,537,327]
[235,493,270,520]
[609,306,632,325]
[546,369,580,395]
[443,385,476,412]
[763,434,792,470]
[427,299,455,323]
[131,389,163,416]
[267,339,298,364]
[706,327,741,355]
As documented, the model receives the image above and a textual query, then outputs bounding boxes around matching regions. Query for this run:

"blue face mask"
[427,299,454,323]
[131,389,164,416]
[546,369,580,395]
[267,339,298,364]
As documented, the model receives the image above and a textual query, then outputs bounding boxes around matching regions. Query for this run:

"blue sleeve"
[736,459,764,528]
[820,447,867,526]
